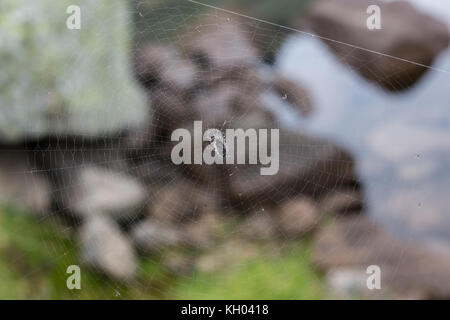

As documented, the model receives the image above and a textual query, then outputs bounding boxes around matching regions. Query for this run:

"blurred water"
[276,0,450,249]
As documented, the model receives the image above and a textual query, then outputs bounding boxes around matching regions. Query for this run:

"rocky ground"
[1,0,450,299]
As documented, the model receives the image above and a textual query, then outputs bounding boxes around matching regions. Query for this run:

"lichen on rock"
[0,0,148,142]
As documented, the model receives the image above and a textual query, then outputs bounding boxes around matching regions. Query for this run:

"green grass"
[0,206,160,299]
[171,243,327,300]
[0,206,327,299]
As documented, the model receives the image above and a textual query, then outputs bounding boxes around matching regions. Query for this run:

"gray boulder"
[319,190,363,215]
[276,197,319,238]
[178,13,260,76]
[149,180,219,224]
[313,216,450,299]
[131,219,185,254]
[68,166,147,221]
[134,44,198,92]
[78,215,137,281]
[237,211,279,241]
[228,131,359,206]
[0,0,148,142]
[304,0,450,91]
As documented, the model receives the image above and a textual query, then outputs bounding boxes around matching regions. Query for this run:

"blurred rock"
[139,58,278,143]
[325,267,385,299]
[192,82,276,130]
[136,1,310,62]
[163,252,194,276]
[238,211,278,241]
[131,219,184,254]
[313,216,450,299]
[29,136,137,222]
[184,212,223,249]
[150,180,220,224]
[304,0,450,91]
[0,0,147,142]
[276,197,319,238]
[126,89,185,152]
[165,79,278,185]
[134,44,198,92]
[123,97,155,151]
[152,88,193,132]
[196,239,261,273]
[0,151,50,215]
[126,157,181,187]
[228,131,359,207]
[132,212,222,253]
[238,199,320,241]
[68,166,147,222]
[319,190,363,215]
[134,14,314,170]
[179,13,259,80]
[79,215,137,281]
[326,267,369,297]
[326,267,422,299]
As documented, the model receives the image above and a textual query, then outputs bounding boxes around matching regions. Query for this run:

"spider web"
[8,0,450,299]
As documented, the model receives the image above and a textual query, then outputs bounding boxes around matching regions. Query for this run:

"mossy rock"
[0,0,148,142]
